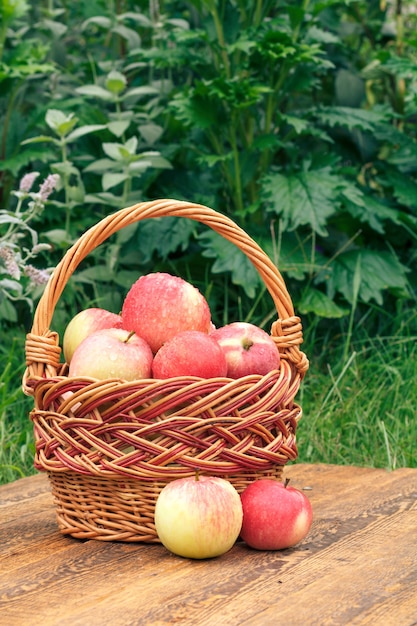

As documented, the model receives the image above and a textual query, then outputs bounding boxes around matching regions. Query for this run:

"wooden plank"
[1,464,416,626]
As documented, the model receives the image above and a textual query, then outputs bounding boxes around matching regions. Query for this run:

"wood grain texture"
[1,463,416,626]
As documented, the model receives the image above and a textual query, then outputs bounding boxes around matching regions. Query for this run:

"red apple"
[63,307,122,364]
[210,321,280,378]
[152,330,228,379]
[68,328,153,381]
[154,474,243,559]
[240,478,313,550]
[121,272,212,353]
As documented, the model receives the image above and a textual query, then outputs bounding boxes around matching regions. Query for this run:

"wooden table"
[1,463,416,625]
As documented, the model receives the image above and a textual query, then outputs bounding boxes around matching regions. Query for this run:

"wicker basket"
[23,199,309,542]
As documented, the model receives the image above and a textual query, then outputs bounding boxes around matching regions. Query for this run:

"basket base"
[48,468,284,542]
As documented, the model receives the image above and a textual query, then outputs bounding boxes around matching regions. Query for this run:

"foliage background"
[0,0,416,480]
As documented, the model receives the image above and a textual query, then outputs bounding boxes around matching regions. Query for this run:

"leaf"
[105,70,127,95]
[102,172,128,191]
[122,86,160,101]
[327,249,410,305]
[381,168,417,211]
[66,124,106,142]
[102,143,126,161]
[133,217,196,262]
[81,16,112,30]
[344,193,404,234]
[199,231,261,298]
[262,168,340,236]
[298,288,348,318]
[315,106,387,132]
[280,114,309,134]
[75,85,114,101]
[21,135,59,146]
[171,90,219,130]
[138,123,164,145]
[107,120,131,138]
[84,158,116,173]
[45,109,77,137]
[112,24,141,49]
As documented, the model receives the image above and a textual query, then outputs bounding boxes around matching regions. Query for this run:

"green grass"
[1,306,416,485]
[0,336,36,484]
[298,307,417,470]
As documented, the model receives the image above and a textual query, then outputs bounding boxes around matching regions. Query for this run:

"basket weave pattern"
[23,199,308,542]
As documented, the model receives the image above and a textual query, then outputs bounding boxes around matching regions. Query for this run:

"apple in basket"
[152,330,228,378]
[63,307,122,364]
[239,479,313,550]
[210,321,280,378]
[68,328,153,381]
[121,272,212,353]
[154,474,243,559]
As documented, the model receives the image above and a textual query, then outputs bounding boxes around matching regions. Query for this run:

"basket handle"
[25,199,309,382]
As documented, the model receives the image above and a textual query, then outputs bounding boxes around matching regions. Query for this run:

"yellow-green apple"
[240,479,313,550]
[152,330,227,378]
[154,474,243,559]
[68,328,153,381]
[210,321,280,378]
[121,272,211,353]
[63,307,122,364]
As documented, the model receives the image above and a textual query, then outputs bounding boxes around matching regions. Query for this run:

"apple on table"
[154,474,243,559]
[240,478,313,550]
[210,321,280,378]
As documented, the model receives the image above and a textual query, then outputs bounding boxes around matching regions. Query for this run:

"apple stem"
[284,478,290,488]
[124,330,136,343]
[195,468,200,481]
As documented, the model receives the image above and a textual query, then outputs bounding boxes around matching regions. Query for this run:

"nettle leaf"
[344,192,404,234]
[381,168,417,211]
[315,106,387,132]
[262,168,340,236]
[171,90,219,130]
[199,231,261,298]
[326,249,410,305]
[298,288,348,318]
[134,217,196,262]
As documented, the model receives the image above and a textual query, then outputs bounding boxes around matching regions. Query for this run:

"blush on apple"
[121,272,212,354]
[152,330,228,379]
[154,474,243,559]
[68,328,153,381]
[210,321,280,378]
[240,478,313,550]
[63,307,122,364]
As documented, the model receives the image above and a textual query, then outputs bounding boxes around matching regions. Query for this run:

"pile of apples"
[63,271,281,381]
[63,271,312,557]
[155,474,313,559]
